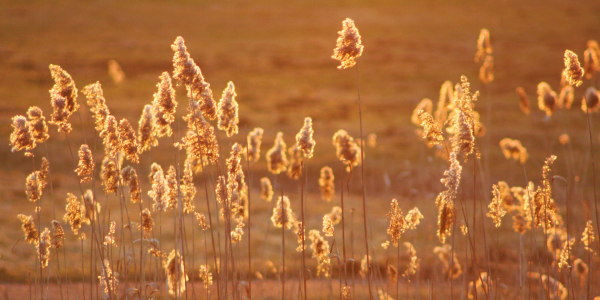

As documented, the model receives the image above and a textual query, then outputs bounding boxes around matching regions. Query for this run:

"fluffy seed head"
[51,220,64,249]
[100,115,119,159]
[49,64,78,114]
[318,166,335,201]
[287,144,303,180]
[479,55,494,84]
[418,109,444,146]
[266,132,288,174]
[63,193,84,235]
[10,115,36,154]
[309,229,331,278]
[27,107,49,144]
[25,171,43,202]
[271,196,296,229]
[37,228,51,268]
[217,81,239,137]
[562,50,584,87]
[584,47,600,79]
[247,128,264,162]
[138,105,158,153]
[194,212,209,231]
[260,177,274,202]
[582,86,600,113]
[333,130,361,172]
[181,162,196,214]
[149,169,168,212]
[323,215,334,236]
[17,214,38,244]
[122,166,142,203]
[474,29,491,62]
[101,156,119,195]
[153,72,177,138]
[433,244,462,279]
[82,82,110,132]
[582,220,595,252]
[117,119,140,163]
[166,165,179,209]
[171,36,217,120]
[165,250,187,296]
[108,60,125,84]
[405,207,424,230]
[487,184,507,227]
[499,138,528,164]
[75,144,95,183]
[537,82,557,116]
[199,265,213,289]
[296,117,316,158]
[49,92,72,133]
[386,199,407,247]
[411,98,433,126]
[139,208,154,238]
[332,18,364,69]
[179,110,220,166]
[557,85,575,109]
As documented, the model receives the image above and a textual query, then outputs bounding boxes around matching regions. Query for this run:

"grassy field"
[1,0,600,299]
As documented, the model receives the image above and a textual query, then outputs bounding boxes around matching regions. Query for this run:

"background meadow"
[1,0,600,299]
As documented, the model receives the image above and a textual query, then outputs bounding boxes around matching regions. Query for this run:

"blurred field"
[1,0,600,299]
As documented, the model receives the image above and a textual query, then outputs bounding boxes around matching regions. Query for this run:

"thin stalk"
[355,65,372,300]
[202,167,221,300]
[281,189,286,300]
[584,106,600,253]
[300,161,307,300]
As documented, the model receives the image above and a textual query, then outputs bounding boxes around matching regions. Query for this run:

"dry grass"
[2,1,600,299]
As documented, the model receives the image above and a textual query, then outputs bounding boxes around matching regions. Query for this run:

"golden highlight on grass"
[271,196,296,229]
[63,193,84,235]
[49,64,78,117]
[318,166,335,201]
[287,144,303,180]
[153,72,177,138]
[172,36,217,120]
[247,127,264,162]
[417,109,444,146]
[411,98,433,126]
[479,55,494,84]
[296,117,316,158]
[333,129,361,172]
[122,165,141,203]
[537,82,558,117]
[332,18,363,69]
[217,81,239,137]
[82,82,111,132]
[75,144,94,183]
[165,249,187,296]
[266,132,288,174]
[582,86,600,112]
[499,138,528,164]
[487,184,507,227]
[17,214,38,244]
[584,45,600,79]
[474,28,491,63]
[117,119,140,163]
[149,169,168,212]
[308,229,330,278]
[199,265,213,289]
[10,115,36,154]
[27,107,49,144]
[100,156,119,195]
[562,49,584,87]
[259,177,273,202]
[433,244,462,279]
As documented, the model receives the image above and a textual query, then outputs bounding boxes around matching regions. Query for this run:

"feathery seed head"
[37,228,51,268]
[266,132,288,174]
[217,81,239,137]
[49,92,72,133]
[75,144,95,183]
[516,87,531,115]
[165,166,178,209]
[260,177,274,202]
[562,50,584,87]
[10,115,36,154]
[122,166,142,203]
[287,144,303,180]
[18,214,38,244]
[149,169,169,212]
[101,156,119,195]
[51,220,64,249]
[138,105,158,153]
[247,127,264,162]
[117,119,140,163]
[537,82,557,116]
[323,215,334,236]
[153,72,177,138]
[27,107,49,144]
[63,193,85,235]
[139,208,154,238]
[271,196,296,229]
[165,249,187,296]
[487,184,507,227]
[475,29,492,62]
[417,109,444,146]
[318,166,335,201]
[333,130,361,172]
[25,171,43,202]
[582,86,600,112]
[332,18,364,69]
[199,265,213,289]
[82,82,111,132]
[49,64,78,114]
[479,55,494,84]
[296,117,316,158]
[584,47,600,79]
[100,115,119,159]
[411,98,433,126]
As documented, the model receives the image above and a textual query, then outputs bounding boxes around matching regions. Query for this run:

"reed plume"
[582,220,595,252]
[386,199,407,247]
[468,272,490,300]
[266,132,288,174]
[487,184,507,227]
[199,265,213,289]
[181,162,196,213]
[149,169,169,212]
[117,119,140,163]
[108,59,125,84]
[165,249,187,296]
[217,81,239,137]
[403,242,419,277]
[582,86,600,112]
[49,92,72,133]
[10,115,36,154]
[332,18,364,69]
[82,82,111,132]
[194,212,209,231]
[103,221,117,247]
[49,64,78,116]
[37,228,51,268]
[499,138,528,164]
[318,166,335,201]
[294,221,305,251]
[516,87,531,115]
[411,98,433,126]
[405,207,424,229]
[100,115,119,159]
[138,105,158,153]
[27,107,49,144]
[474,28,491,63]
[247,127,264,162]
[417,109,444,146]
[308,229,331,278]
[557,238,574,269]
[296,117,316,158]
[541,275,567,300]
[17,214,38,244]
[63,193,84,235]
[166,165,178,209]
[271,196,296,229]
[171,36,217,120]
[178,119,220,167]
[139,209,154,238]
[322,215,334,236]
[562,49,584,87]
[433,244,462,279]
[537,82,557,116]
[25,171,42,202]
[435,152,461,243]
[360,255,371,279]
[152,72,177,138]
[434,81,455,126]
[101,156,119,195]
[260,177,274,202]
[122,165,142,203]
[98,259,118,300]
[479,55,494,84]
[50,220,64,249]
[557,85,574,109]
[333,129,361,171]
[75,144,94,183]
[573,258,588,283]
